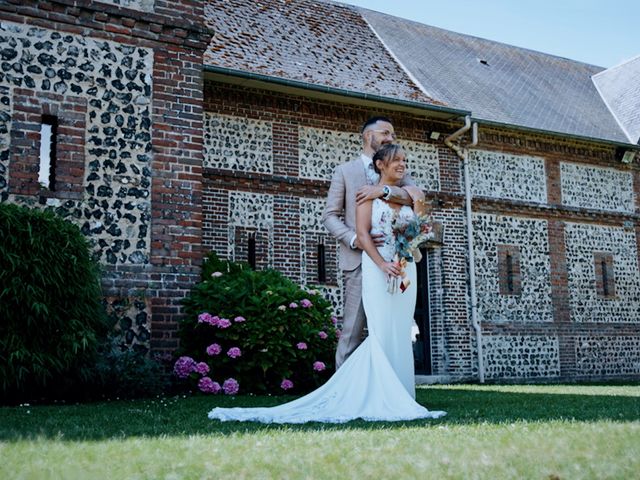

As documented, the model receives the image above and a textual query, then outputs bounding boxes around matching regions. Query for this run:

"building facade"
[2,0,639,381]
[0,0,208,354]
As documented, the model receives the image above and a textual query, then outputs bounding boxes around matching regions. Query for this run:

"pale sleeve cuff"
[349,234,357,249]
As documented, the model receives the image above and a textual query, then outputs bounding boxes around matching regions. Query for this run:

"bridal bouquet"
[387,213,434,294]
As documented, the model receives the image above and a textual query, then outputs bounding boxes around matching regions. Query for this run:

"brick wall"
[0,0,210,355]
[202,81,476,378]
[475,128,640,380]
[3,1,638,380]
[202,80,639,381]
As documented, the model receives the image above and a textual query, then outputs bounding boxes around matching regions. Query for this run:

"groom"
[322,116,415,369]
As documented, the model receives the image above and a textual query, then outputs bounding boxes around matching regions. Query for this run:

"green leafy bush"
[177,253,338,395]
[0,203,109,399]
[87,336,169,400]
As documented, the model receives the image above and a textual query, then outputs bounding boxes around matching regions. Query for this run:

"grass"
[1,384,639,479]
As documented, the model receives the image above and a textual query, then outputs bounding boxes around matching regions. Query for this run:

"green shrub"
[177,252,338,395]
[87,336,169,400]
[0,203,109,399]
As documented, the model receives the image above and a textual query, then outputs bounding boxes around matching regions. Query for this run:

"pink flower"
[234,316,246,323]
[197,313,220,326]
[223,378,239,395]
[289,302,298,309]
[227,347,242,359]
[194,361,210,375]
[206,343,222,356]
[280,379,294,390]
[313,361,326,372]
[300,299,313,308]
[198,377,221,394]
[173,356,196,379]
[296,342,307,350]
[217,318,231,328]
[331,316,338,325]
[335,329,341,338]
[318,331,328,339]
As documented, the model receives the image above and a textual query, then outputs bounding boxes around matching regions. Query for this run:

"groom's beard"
[371,137,385,153]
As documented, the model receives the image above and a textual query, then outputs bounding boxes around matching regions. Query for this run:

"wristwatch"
[382,185,391,200]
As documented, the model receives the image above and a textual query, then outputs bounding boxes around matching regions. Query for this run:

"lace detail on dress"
[370,199,416,262]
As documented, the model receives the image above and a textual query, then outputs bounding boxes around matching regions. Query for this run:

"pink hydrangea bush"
[175,252,338,395]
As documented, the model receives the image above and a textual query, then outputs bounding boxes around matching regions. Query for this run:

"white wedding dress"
[207,199,446,423]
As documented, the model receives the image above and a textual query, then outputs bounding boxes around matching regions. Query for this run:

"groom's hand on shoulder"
[356,185,384,205]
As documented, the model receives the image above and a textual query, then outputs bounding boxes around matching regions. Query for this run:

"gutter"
[204,66,638,150]
[445,116,485,383]
[203,65,471,119]
[473,117,640,151]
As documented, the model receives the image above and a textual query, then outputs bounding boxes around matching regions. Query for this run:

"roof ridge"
[358,13,437,103]
[593,53,640,78]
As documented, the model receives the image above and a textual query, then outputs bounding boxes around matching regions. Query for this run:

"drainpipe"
[444,117,485,383]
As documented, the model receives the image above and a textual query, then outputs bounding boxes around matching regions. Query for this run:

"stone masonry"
[0,0,210,355]
[2,0,639,381]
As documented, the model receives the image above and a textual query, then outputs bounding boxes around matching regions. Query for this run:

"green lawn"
[1,384,639,479]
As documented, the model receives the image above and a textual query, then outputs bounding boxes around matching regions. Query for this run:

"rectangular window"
[317,243,326,283]
[248,233,256,269]
[497,245,522,296]
[38,115,57,190]
[594,252,615,298]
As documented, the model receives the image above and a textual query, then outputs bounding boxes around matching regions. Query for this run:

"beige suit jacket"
[322,155,415,271]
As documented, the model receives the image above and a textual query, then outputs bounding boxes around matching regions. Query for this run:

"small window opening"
[594,252,615,298]
[38,115,57,190]
[601,258,609,297]
[317,243,326,283]
[506,252,514,294]
[498,245,521,296]
[248,233,256,269]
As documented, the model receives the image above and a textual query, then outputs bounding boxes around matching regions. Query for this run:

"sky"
[340,0,640,68]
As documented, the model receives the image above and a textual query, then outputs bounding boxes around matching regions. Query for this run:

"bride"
[208,144,446,423]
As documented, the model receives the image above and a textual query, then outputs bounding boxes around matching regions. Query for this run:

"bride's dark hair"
[372,143,404,174]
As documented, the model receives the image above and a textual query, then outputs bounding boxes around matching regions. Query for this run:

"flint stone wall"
[468,149,547,203]
[560,162,635,213]
[298,126,441,191]
[0,20,154,266]
[483,335,561,379]
[204,113,273,173]
[472,213,553,323]
[576,336,640,376]
[564,222,640,322]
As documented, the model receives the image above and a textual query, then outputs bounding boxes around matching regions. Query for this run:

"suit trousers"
[335,264,367,369]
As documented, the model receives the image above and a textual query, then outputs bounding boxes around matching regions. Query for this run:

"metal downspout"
[444,117,485,383]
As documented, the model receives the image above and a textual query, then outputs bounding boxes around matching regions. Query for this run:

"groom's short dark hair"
[361,116,393,134]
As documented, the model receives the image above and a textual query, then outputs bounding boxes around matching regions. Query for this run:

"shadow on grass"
[1,385,639,441]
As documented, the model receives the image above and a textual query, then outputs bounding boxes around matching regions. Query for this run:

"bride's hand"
[380,261,400,278]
